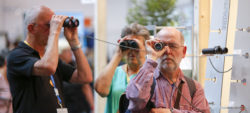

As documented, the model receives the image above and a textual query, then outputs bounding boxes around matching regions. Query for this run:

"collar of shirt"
[19,42,40,58]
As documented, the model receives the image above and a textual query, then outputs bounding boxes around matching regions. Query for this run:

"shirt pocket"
[179,104,192,111]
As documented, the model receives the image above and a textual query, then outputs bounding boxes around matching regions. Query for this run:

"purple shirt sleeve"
[126,59,157,111]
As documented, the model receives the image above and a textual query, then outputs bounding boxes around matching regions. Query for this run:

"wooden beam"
[220,0,238,112]
[198,0,211,87]
[94,0,107,113]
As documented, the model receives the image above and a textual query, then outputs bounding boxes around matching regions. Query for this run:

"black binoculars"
[202,46,228,54]
[154,42,165,51]
[63,17,79,27]
[119,40,139,51]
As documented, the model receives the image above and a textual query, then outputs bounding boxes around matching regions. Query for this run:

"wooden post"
[220,0,238,112]
[94,0,107,113]
[198,0,210,87]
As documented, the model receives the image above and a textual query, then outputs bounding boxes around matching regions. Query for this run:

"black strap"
[119,93,129,113]
[174,76,196,109]
[146,77,156,109]
[119,77,156,113]
[174,81,184,109]
[184,76,196,99]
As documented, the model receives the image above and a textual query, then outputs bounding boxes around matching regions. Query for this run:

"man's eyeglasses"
[33,23,50,28]
[165,43,184,50]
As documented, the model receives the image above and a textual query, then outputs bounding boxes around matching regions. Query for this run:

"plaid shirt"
[126,59,210,113]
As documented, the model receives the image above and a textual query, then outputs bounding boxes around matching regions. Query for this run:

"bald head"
[24,5,53,28]
[157,27,184,45]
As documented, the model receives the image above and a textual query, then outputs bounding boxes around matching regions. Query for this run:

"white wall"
[1,0,94,42]
[175,0,194,25]
[0,0,4,31]
[106,0,129,60]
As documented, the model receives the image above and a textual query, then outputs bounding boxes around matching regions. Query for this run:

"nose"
[164,46,172,55]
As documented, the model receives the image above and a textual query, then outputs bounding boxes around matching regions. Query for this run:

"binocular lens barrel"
[119,40,139,51]
[63,17,79,27]
[202,46,228,54]
[154,42,164,51]
[120,41,128,51]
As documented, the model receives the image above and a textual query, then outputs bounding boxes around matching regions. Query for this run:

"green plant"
[127,0,177,26]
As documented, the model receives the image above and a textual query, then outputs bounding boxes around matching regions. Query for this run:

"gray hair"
[24,6,43,28]
[121,23,150,40]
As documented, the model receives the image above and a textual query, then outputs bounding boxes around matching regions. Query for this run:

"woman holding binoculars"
[94,23,150,113]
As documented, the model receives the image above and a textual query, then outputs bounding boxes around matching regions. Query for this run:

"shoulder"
[193,80,203,90]
[112,65,126,80]
[184,76,203,89]
[115,65,126,73]
[7,47,28,63]
[7,45,39,68]
[185,77,204,93]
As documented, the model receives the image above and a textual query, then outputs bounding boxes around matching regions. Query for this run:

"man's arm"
[126,39,169,111]
[33,15,67,76]
[69,47,92,83]
[82,84,94,111]
[63,23,92,83]
[126,59,157,111]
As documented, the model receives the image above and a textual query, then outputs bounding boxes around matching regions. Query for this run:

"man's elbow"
[47,65,57,75]
[85,75,93,83]
[81,71,93,83]
[70,70,93,84]
[33,61,57,76]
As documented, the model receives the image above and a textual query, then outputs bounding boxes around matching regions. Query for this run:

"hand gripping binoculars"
[119,40,139,51]
[63,17,79,27]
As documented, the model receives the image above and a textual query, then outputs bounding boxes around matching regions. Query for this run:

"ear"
[27,24,35,34]
[182,46,187,58]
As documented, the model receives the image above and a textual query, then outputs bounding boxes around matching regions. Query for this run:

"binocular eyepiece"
[119,40,139,51]
[63,17,79,27]
[202,46,228,54]
[154,42,165,51]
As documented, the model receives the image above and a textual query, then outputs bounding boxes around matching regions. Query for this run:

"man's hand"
[150,108,171,113]
[49,15,68,36]
[146,39,168,61]
[64,17,80,47]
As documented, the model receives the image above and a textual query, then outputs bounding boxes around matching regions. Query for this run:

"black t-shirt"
[7,42,75,113]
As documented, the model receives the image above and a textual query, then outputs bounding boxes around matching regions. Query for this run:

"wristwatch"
[71,43,82,51]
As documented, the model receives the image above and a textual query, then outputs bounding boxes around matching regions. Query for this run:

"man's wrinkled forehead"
[156,27,182,42]
[36,7,54,21]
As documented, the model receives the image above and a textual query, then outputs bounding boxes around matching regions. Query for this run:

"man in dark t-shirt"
[7,5,93,113]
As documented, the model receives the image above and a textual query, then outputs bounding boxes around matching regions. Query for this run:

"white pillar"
[198,0,211,87]
[94,0,107,113]
[220,0,238,112]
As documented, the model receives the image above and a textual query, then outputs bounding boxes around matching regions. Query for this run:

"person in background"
[0,54,12,113]
[94,23,150,113]
[126,27,210,113]
[59,38,94,113]
[7,5,92,113]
